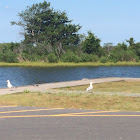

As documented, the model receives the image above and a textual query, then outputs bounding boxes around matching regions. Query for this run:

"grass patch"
[0,92,139,111]
[0,61,140,67]
[0,81,140,111]
[60,81,140,93]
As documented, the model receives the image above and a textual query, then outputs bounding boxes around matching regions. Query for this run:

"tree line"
[0,1,140,63]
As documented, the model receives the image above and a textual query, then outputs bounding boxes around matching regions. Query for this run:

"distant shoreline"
[0,62,140,67]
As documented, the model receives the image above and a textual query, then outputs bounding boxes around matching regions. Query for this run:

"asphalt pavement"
[0,105,140,140]
[1,78,140,139]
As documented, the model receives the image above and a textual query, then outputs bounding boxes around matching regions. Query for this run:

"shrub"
[22,53,45,62]
[30,54,42,62]
[0,52,18,63]
[61,51,81,63]
[21,53,30,61]
[135,56,139,62]
[80,54,98,62]
[100,56,108,63]
[91,55,99,62]
[123,51,138,61]
[80,53,91,62]
[47,53,58,63]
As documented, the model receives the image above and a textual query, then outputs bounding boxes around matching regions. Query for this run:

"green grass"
[0,91,139,111]
[0,81,140,111]
[60,81,140,93]
[0,61,140,67]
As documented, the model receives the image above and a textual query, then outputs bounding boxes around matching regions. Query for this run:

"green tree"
[11,1,81,57]
[126,38,135,47]
[117,42,127,50]
[82,31,101,56]
[130,42,140,58]
[109,42,138,62]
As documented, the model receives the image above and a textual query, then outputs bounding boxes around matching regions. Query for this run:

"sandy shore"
[0,77,140,95]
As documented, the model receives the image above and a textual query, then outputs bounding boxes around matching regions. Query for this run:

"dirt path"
[0,77,140,96]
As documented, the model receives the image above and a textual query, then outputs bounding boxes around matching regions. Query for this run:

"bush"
[91,55,99,62]
[111,58,118,63]
[123,51,138,61]
[47,53,58,63]
[61,51,81,63]
[108,46,139,62]
[0,52,18,63]
[22,53,43,62]
[135,56,139,62]
[30,54,42,62]
[100,57,108,63]
[80,54,99,62]
[80,53,91,62]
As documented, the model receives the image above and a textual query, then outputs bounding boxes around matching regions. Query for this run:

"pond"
[1,66,140,88]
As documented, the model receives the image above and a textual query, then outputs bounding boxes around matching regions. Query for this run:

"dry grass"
[0,61,140,67]
[0,92,139,111]
[61,81,140,93]
[0,81,140,111]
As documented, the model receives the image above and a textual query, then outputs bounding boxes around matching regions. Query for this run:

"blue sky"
[0,0,140,45]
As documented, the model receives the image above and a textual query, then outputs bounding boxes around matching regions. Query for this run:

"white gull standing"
[86,82,93,91]
[6,80,14,90]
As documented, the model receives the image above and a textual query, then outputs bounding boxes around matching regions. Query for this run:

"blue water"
[1,66,140,88]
